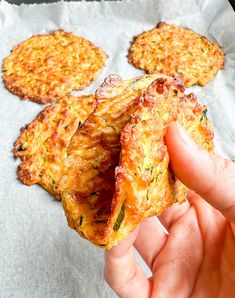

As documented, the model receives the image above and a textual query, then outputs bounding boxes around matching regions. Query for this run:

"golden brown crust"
[128,22,224,87]
[62,74,163,246]
[14,95,95,198]
[3,30,106,104]
[62,74,214,248]
[109,75,214,247]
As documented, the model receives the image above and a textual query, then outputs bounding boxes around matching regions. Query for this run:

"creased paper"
[0,0,235,297]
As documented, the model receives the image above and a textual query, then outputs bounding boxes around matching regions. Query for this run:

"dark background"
[4,0,235,10]
[5,0,121,3]
[230,0,235,9]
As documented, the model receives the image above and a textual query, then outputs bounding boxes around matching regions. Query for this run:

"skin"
[104,122,235,298]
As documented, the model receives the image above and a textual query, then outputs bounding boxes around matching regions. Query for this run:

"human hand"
[104,122,235,298]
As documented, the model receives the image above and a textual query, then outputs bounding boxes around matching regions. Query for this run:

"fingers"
[158,200,190,230]
[165,122,235,223]
[104,229,151,298]
[151,206,203,297]
[134,217,168,268]
[181,192,235,295]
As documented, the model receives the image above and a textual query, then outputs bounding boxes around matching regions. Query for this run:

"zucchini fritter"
[3,30,106,104]
[62,74,214,248]
[62,74,163,246]
[14,95,95,198]
[111,75,214,246]
[128,22,224,87]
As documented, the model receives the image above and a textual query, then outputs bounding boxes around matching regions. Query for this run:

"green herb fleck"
[150,171,162,184]
[79,216,83,226]
[144,166,153,174]
[113,201,126,232]
[200,109,208,122]
[78,120,82,128]
[203,109,208,118]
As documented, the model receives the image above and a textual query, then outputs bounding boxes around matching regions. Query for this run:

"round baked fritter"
[128,22,224,87]
[110,75,214,248]
[14,95,95,198]
[3,30,106,104]
[62,74,163,247]
[62,74,214,249]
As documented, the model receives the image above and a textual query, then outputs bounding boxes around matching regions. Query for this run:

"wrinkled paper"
[0,0,235,297]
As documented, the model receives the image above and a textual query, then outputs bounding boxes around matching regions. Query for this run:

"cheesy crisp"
[111,75,214,247]
[62,74,162,247]
[3,30,106,104]
[62,74,213,248]
[128,22,224,87]
[14,95,95,198]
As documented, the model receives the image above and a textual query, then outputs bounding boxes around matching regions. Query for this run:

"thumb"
[165,122,235,223]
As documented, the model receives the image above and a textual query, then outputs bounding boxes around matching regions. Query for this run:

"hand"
[104,123,235,298]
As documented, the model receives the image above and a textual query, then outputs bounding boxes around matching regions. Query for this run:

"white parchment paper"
[0,0,235,297]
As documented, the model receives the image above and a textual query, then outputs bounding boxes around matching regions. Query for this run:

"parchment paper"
[0,0,235,297]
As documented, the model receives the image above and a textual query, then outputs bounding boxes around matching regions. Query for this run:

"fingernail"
[176,123,198,149]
